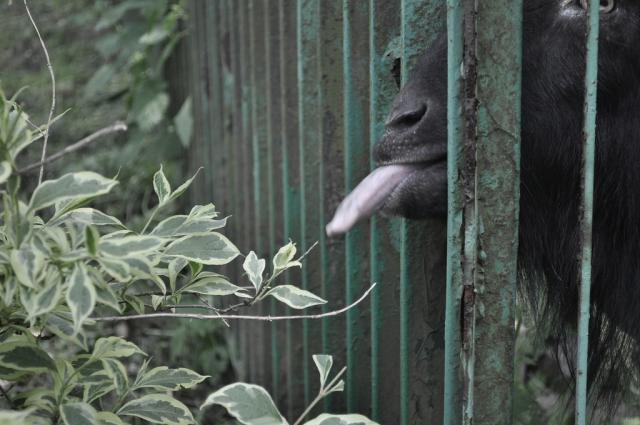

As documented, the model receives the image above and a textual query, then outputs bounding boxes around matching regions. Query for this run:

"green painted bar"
[265,0,283,400]
[279,0,304,417]
[197,0,211,203]
[368,1,402,421]
[342,0,372,413]
[576,1,600,423]
[296,0,321,408]
[473,0,523,423]
[317,0,347,413]
[444,0,463,423]
[400,1,446,423]
[204,1,218,205]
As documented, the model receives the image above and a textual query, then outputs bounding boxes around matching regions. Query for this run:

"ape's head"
[326,0,640,237]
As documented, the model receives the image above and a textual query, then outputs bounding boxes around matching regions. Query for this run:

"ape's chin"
[379,163,447,220]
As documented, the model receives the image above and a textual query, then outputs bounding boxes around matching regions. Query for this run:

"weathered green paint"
[368,1,401,421]
[473,0,523,423]
[342,0,372,414]
[444,0,464,423]
[576,1,600,423]
[296,0,321,408]
[317,0,347,413]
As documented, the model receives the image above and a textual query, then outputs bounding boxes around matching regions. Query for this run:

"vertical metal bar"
[205,1,221,207]
[400,1,445,423]
[265,0,283,400]
[576,1,600,423]
[296,0,321,408]
[369,1,402,421]
[280,0,303,416]
[318,0,346,413]
[342,0,371,413]
[444,0,464,422]
[473,0,523,422]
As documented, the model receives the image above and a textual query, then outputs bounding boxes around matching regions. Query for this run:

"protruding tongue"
[326,164,417,236]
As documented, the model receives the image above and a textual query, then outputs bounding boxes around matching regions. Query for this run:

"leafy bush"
[0,90,376,424]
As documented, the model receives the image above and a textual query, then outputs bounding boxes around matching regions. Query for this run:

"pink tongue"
[326,164,417,236]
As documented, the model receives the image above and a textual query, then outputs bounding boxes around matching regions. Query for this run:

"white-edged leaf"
[164,232,239,265]
[51,208,125,228]
[266,285,327,309]
[153,165,171,205]
[0,161,12,184]
[134,367,208,391]
[188,203,217,219]
[10,247,44,288]
[29,172,117,212]
[0,340,56,373]
[118,394,195,425]
[168,168,201,202]
[200,383,287,425]
[100,235,165,257]
[92,337,145,360]
[102,358,128,396]
[137,92,169,131]
[151,295,164,310]
[304,414,379,425]
[99,257,131,282]
[97,411,127,425]
[65,264,96,333]
[60,402,98,425]
[174,97,193,148]
[95,284,122,313]
[273,241,298,270]
[25,280,62,320]
[168,257,188,292]
[313,355,333,389]
[0,408,35,425]
[151,215,227,237]
[182,275,241,296]
[243,251,265,292]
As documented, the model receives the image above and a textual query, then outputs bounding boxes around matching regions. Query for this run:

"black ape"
[327,0,640,402]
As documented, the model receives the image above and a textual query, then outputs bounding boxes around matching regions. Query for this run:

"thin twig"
[197,295,230,327]
[18,121,127,174]
[23,0,55,184]
[91,283,377,322]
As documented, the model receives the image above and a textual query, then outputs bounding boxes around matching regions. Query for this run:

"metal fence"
[173,0,601,423]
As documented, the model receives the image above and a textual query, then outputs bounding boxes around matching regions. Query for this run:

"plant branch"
[293,366,347,425]
[92,283,377,322]
[18,121,128,174]
[23,0,55,184]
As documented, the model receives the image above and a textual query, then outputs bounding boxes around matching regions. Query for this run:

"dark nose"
[385,101,427,130]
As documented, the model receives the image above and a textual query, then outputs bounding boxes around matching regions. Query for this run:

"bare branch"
[19,121,128,174]
[23,0,55,184]
[92,283,377,322]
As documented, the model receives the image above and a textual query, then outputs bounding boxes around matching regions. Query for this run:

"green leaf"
[201,383,286,425]
[153,165,171,205]
[243,251,265,292]
[164,233,239,265]
[83,64,115,100]
[85,225,100,256]
[0,161,11,184]
[29,172,118,212]
[313,355,333,389]
[60,402,98,425]
[51,208,125,228]
[182,276,242,296]
[92,337,146,360]
[66,264,96,333]
[168,168,201,202]
[266,285,327,309]
[151,215,227,237]
[10,247,44,288]
[0,340,56,373]
[304,414,379,425]
[273,241,299,271]
[134,367,208,391]
[102,358,128,396]
[97,412,127,425]
[137,92,169,131]
[174,97,193,148]
[100,235,165,257]
[140,25,170,45]
[118,394,195,425]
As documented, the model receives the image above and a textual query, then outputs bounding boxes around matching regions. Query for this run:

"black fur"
[375,0,640,408]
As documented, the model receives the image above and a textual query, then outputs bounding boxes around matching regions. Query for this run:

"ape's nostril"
[386,103,428,129]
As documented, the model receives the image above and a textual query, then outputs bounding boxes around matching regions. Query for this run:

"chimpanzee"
[327,0,640,409]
